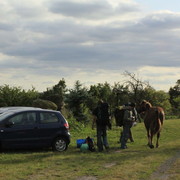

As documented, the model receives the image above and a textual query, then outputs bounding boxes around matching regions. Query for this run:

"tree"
[32,99,57,110]
[86,85,100,111]
[0,85,39,107]
[112,83,129,106]
[87,82,113,114]
[96,82,112,103]
[152,90,171,114]
[134,86,171,113]
[65,81,89,122]
[123,71,151,104]
[40,79,67,111]
[169,79,180,115]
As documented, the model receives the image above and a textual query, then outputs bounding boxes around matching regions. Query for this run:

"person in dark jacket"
[128,102,137,142]
[92,100,111,152]
[120,103,136,149]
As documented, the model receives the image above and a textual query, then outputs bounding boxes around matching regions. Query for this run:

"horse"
[138,100,165,149]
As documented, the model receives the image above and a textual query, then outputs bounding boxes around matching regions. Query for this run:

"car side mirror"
[5,121,14,127]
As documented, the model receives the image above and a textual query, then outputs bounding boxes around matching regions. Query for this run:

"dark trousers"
[96,125,109,151]
[120,124,131,149]
[120,128,133,142]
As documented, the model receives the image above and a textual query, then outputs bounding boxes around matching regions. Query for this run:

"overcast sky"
[0,0,180,92]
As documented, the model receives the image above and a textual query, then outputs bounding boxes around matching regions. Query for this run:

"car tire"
[52,137,68,152]
[0,143,2,152]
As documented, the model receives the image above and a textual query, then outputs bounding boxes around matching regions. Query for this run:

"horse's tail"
[154,109,162,134]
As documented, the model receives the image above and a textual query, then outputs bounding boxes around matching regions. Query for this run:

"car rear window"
[39,112,59,124]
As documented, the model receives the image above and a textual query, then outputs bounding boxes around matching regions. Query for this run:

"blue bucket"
[76,139,86,148]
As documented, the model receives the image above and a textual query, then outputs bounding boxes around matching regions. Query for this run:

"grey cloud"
[4,38,177,71]
[116,2,140,13]
[26,20,83,36]
[49,1,110,18]
[0,23,13,31]
[1,2,180,74]
[48,0,140,19]
[14,6,42,18]
[4,1,44,18]
[140,12,180,29]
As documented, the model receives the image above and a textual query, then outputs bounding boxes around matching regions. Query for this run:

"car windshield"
[0,111,15,122]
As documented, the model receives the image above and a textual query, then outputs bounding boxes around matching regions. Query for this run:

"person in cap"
[120,103,136,149]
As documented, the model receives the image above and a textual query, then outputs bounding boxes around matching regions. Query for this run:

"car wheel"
[52,137,68,152]
[0,143,2,152]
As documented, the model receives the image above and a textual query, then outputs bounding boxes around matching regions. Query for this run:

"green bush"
[32,99,57,110]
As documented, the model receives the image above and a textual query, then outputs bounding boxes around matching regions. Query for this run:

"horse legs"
[146,125,154,148]
[147,131,160,149]
[146,126,150,145]
[147,129,154,149]
[156,132,160,148]
[146,129,152,148]
[149,135,154,149]
[147,131,150,146]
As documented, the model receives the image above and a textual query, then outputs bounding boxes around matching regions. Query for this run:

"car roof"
[0,107,60,114]
[0,107,42,113]
[0,107,65,123]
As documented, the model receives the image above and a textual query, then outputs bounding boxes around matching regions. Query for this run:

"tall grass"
[0,119,179,180]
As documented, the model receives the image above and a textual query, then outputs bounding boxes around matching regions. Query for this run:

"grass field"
[0,119,179,180]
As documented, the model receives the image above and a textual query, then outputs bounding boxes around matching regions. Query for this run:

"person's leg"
[102,127,109,149]
[120,131,123,143]
[120,125,129,149]
[97,126,103,151]
[129,128,134,142]
[120,128,126,149]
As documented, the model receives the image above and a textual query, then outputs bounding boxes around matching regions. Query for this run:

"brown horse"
[138,100,165,148]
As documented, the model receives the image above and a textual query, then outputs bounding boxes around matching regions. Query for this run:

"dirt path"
[149,150,180,180]
[76,151,180,180]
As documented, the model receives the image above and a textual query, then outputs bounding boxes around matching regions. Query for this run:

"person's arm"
[124,110,135,122]
[124,110,130,121]
[133,108,138,121]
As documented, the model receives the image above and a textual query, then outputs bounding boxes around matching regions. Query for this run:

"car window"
[40,112,59,124]
[0,112,14,122]
[8,112,36,125]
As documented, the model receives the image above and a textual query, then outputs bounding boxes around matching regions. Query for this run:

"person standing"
[129,102,138,142]
[92,100,111,152]
[120,103,136,149]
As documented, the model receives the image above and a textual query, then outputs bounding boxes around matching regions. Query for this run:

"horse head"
[136,100,152,114]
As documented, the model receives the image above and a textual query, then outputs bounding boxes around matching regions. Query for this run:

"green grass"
[0,119,179,180]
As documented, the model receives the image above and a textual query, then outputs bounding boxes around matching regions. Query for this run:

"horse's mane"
[141,100,152,110]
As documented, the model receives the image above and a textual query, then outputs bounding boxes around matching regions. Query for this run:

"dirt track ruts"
[149,150,180,180]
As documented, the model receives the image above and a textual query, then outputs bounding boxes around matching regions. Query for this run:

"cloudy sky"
[0,0,180,92]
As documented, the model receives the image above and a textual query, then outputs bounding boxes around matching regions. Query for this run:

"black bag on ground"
[86,136,96,152]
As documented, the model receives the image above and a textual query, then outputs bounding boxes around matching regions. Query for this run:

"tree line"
[0,73,179,127]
